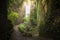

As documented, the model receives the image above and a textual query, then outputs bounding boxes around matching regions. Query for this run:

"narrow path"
[9,25,53,40]
[10,25,34,40]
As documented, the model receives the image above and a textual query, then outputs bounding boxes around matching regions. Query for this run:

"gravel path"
[10,25,34,40]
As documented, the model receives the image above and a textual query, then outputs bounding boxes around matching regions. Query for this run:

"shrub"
[19,23,27,33]
[23,17,30,22]
[8,11,19,25]
[19,23,32,36]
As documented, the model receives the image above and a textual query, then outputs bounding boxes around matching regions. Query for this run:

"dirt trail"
[9,25,53,40]
[10,25,34,40]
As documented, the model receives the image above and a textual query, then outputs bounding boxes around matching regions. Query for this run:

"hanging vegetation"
[7,0,24,25]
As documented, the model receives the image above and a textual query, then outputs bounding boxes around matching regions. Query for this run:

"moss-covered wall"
[39,0,60,40]
[8,0,24,25]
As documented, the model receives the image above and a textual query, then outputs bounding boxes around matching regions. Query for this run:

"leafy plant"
[19,23,33,36]
[19,23,27,33]
[8,11,19,25]
[23,17,30,22]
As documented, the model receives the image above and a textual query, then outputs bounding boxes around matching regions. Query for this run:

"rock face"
[39,0,60,40]
[15,4,25,25]
[0,0,14,40]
